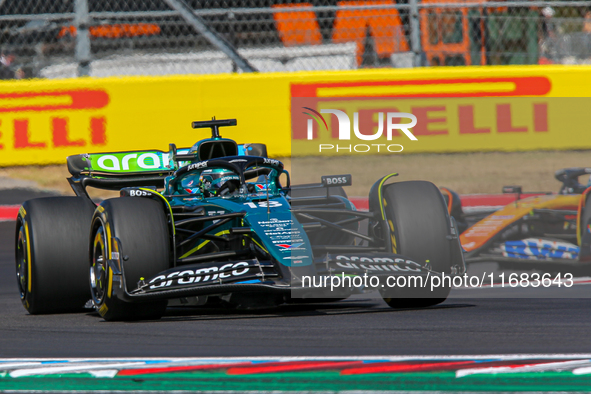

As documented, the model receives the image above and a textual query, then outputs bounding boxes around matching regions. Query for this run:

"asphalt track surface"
[1,189,591,358]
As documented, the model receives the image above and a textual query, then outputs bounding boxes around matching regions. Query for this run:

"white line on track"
[0,362,42,369]
[456,359,591,378]
[9,362,146,378]
[4,354,591,379]
[572,365,591,375]
[3,355,591,362]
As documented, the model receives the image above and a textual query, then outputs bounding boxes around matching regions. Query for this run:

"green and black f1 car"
[15,119,465,321]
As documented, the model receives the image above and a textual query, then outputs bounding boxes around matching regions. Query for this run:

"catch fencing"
[0,0,590,79]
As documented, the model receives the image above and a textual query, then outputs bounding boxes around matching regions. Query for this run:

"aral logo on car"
[91,151,169,172]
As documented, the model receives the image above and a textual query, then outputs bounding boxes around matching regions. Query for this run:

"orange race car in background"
[443,168,591,273]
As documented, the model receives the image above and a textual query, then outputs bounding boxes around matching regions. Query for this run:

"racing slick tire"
[377,181,453,309]
[90,198,169,321]
[15,197,95,314]
[578,192,591,268]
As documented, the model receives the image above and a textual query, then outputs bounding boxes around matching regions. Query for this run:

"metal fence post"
[227,11,237,73]
[74,0,91,76]
[408,0,422,67]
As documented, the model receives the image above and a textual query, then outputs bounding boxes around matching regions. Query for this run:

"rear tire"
[15,197,95,314]
[90,198,170,321]
[578,192,591,266]
[378,181,453,308]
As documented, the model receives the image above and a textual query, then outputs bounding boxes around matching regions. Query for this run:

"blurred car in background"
[446,168,591,273]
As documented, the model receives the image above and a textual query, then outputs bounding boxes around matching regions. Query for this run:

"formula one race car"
[454,168,591,272]
[15,119,464,321]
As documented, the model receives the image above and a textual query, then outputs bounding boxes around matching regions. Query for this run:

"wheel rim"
[15,224,28,300]
[90,225,108,306]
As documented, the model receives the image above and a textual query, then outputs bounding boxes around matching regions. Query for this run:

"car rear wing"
[67,143,268,178]
[66,143,269,197]
[67,149,184,178]
[66,148,181,198]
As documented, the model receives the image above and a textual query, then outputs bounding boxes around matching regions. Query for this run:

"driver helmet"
[182,169,240,196]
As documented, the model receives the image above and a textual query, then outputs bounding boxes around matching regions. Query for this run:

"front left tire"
[15,197,95,314]
[90,197,170,321]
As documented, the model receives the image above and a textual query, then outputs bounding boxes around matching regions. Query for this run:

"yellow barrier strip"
[0,65,590,165]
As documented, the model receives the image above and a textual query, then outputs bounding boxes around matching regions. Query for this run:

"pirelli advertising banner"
[291,73,591,156]
[0,65,591,165]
